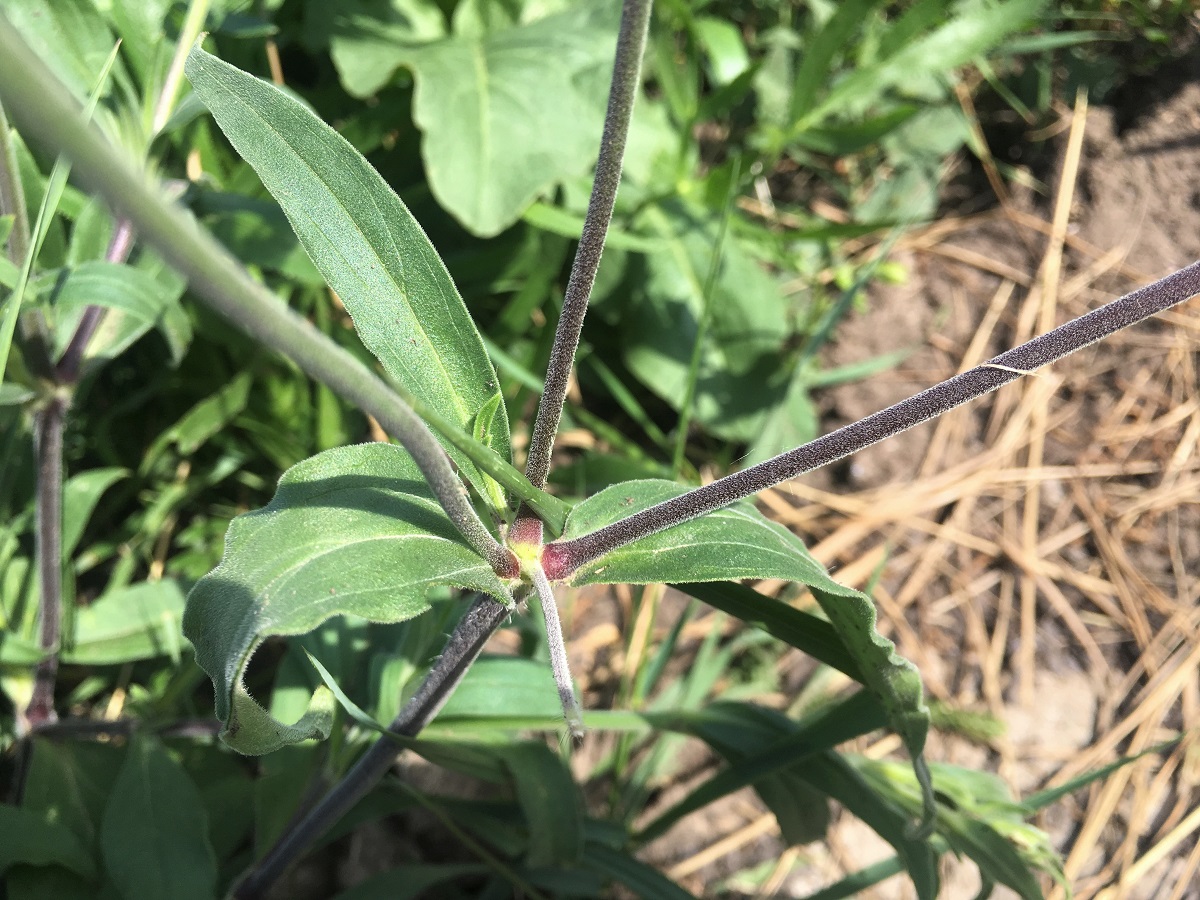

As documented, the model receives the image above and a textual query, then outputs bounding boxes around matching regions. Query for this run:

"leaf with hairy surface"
[184,443,512,755]
[185,47,511,511]
[554,478,934,827]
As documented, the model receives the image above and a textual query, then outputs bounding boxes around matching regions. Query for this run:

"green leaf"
[693,16,750,86]
[0,383,35,406]
[325,0,446,98]
[183,443,512,754]
[307,650,582,868]
[436,656,564,723]
[36,262,189,375]
[801,0,1045,127]
[140,372,252,474]
[638,692,886,844]
[559,479,933,829]
[3,0,120,103]
[64,580,187,665]
[100,735,218,900]
[560,480,839,587]
[583,843,697,900]
[0,806,96,880]
[394,1,622,236]
[612,200,791,442]
[491,742,584,868]
[61,467,126,558]
[185,46,511,509]
[856,759,1061,899]
[22,739,125,857]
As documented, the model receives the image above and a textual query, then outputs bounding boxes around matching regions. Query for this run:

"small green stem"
[151,0,211,136]
[522,0,653,491]
[0,99,30,264]
[543,261,1200,579]
[0,16,526,572]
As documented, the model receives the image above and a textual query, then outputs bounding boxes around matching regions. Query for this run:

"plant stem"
[0,99,30,264]
[522,0,652,491]
[25,391,66,730]
[151,0,211,136]
[543,260,1200,579]
[0,16,525,573]
[55,218,136,382]
[231,595,512,900]
[531,563,583,739]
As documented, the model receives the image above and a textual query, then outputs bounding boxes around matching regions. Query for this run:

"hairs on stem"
[522,0,653,491]
[542,259,1200,579]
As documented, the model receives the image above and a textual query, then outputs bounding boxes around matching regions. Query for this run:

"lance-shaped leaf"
[556,479,934,827]
[185,47,511,510]
[183,443,513,755]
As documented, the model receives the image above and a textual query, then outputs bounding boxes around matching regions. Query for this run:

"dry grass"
[552,96,1200,898]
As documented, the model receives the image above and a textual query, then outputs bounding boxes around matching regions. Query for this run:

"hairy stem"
[543,261,1200,579]
[522,0,652,491]
[25,392,66,730]
[531,563,583,739]
[231,595,512,900]
[0,17,525,572]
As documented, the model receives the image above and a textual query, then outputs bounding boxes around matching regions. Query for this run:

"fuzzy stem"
[231,594,512,900]
[531,563,583,740]
[25,392,66,730]
[543,261,1200,579]
[0,16,524,572]
[522,0,652,491]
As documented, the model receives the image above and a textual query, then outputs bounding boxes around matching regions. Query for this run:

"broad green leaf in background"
[100,734,218,900]
[185,46,512,510]
[61,466,126,557]
[0,806,96,881]
[36,261,189,375]
[435,655,565,724]
[64,579,187,664]
[183,443,513,754]
[605,200,792,442]
[393,0,622,236]
[324,0,446,98]
[558,479,934,827]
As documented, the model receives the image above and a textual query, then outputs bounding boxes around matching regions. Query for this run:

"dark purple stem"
[25,392,67,730]
[542,261,1200,579]
[522,0,652,491]
[55,218,135,383]
[231,595,512,900]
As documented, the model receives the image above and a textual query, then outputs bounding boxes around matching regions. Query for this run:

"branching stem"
[0,17,519,575]
[542,261,1200,579]
[523,0,652,491]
